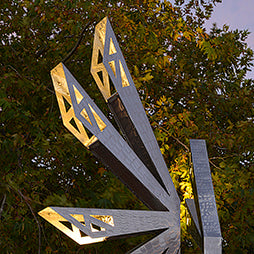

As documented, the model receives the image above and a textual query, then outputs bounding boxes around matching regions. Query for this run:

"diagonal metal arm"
[91,17,180,214]
[129,226,180,254]
[39,207,176,245]
[50,63,172,212]
[190,139,222,253]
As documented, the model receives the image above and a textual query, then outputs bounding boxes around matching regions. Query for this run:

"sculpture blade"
[185,198,202,248]
[129,227,180,254]
[190,139,222,253]
[91,17,180,213]
[39,207,176,245]
[50,63,172,211]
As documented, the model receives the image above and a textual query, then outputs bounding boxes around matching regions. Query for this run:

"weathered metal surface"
[190,139,222,254]
[39,207,175,245]
[185,198,202,249]
[129,227,180,254]
[107,93,166,191]
[91,17,180,214]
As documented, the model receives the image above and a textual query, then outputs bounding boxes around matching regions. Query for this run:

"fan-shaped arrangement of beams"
[39,17,222,254]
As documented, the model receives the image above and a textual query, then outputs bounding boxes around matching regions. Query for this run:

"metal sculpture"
[39,17,222,253]
[186,140,222,253]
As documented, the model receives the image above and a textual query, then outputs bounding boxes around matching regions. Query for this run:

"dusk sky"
[205,0,254,79]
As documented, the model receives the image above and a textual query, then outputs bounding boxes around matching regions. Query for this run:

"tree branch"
[155,122,190,152]
[10,187,42,254]
[62,21,92,63]
[0,194,6,219]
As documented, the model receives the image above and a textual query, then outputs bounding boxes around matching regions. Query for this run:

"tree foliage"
[0,0,253,253]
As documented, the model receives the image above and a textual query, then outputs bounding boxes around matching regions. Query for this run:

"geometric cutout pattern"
[39,207,174,250]
[109,37,117,55]
[38,207,106,245]
[88,104,106,132]
[44,17,185,254]
[50,63,97,147]
[90,17,110,101]
[80,107,92,126]
[93,17,180,213]
[74,85,83,104]
[119,60,130,87]
[43,17,222,254]
[51,63,173,214]
[109,60,116,77]
[90,215,114,227]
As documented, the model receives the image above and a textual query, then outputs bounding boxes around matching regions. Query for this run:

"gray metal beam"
[91,17,180,214]
[190,139,222,254]
[50,63,172,212]
[185,198,202,249]
[129,227,180,254]
[39,207,174,241]
[107,93,167,191]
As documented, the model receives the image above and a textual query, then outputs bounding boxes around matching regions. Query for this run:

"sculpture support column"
[189,139,222,254]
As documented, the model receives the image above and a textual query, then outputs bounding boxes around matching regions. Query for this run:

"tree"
[0,0,253,253]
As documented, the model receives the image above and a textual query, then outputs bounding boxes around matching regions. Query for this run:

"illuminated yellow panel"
[74,86,83,104]
[70,214,86,226]
[119,60,130,87]
[88,104,107,131]
[38,207,106,245]
[96,17,107,47]
[109,38,117,55]
[80,108,92,126]
[90,224,106,232]
[90,215,114,227]
[91,17,111,100]
[50,63,98,147]
[108,60,116,76]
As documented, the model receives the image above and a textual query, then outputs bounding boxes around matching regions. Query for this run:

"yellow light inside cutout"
[39,207,106,245]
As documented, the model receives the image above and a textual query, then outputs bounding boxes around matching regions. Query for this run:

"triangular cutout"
[88,104,106,131]
[80,108,93,125]
[60,221,73,231]
[162,248,169,254]
[80,230,88,237]
[97,70,103,84]
[119,60,130,87]
[70,214,86,226]
[85,127,94,139]
[109,75,116,95]
[109,38,117,55]
[91,223,105,232]
[70,118,80,133]
[90,215,114,227]
[108,61,116,77]
[63,96,71,112]
[73,86,83,104]
[97,49,103,64]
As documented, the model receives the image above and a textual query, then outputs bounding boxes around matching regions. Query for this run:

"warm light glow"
[90,215,114,227]
[50,63,98,147]
[88,104,107,131]
[91,17,132,102]
[96,17,107,47]
[119,60,130,87]
[109,60,116,76]
[109,38,117,55]
[90,17,110,100]
[38,207,106,245]
[73,86,83,104]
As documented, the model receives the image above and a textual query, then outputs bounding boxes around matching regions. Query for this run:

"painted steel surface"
[39,17,222,254]
[91,18,180,213]
[190,140,222,254]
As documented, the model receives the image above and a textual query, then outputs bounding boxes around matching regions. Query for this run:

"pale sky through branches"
[205,0,254,79]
